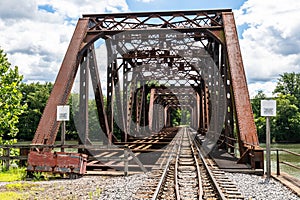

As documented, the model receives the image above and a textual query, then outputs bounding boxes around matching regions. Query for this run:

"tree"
[17,82,53,141]
[251,88,300,143]
[274,72,300,106]
[251,90,267,141]
[272,72,300,142]
[273,94,300,142]
[0,49,26,144]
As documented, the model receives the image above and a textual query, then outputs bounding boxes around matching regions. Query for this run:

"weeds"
[5,182,34,191]
[0,167,27,182]
[0,191,27,200]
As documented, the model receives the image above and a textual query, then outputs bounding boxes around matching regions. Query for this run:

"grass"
[5,182,35,191]
[0,168,52,200]
[0,168,26,182]
[0,182,40,200]
[0,191,27,200]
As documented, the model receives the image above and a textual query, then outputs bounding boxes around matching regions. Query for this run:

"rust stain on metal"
[27,151,87,175]
[32,19,89,145]
[28,9,264,173]
[222,12,259,147]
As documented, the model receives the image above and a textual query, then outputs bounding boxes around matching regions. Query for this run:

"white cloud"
[248,81,277,98]
[235,0,300,89]
[0,0,128,82]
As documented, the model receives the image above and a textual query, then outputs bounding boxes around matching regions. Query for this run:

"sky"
[0,0,300,97]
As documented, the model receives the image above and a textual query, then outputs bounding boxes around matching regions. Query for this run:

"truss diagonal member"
[32,19,89,146]
[222,12,259,149]
[88,46,111,140]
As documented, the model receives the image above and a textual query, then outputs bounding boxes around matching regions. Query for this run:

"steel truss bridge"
[28,9,264,174]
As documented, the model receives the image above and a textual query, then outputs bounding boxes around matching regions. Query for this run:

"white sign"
[261,100,276,116]
[57,105,70,121]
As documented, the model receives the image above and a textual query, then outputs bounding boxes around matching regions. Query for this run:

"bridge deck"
[209,147,264,174]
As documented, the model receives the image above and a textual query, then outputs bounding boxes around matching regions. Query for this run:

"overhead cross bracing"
[28,9,263,173]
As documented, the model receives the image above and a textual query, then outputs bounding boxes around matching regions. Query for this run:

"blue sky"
[0,0,300,97]
[126,0,244,12]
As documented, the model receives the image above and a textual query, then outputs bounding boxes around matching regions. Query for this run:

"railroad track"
[134,127,244,200]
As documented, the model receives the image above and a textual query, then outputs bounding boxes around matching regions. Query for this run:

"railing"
[0,145,30,169]
[0,144,147,175]
[271,148,300,175]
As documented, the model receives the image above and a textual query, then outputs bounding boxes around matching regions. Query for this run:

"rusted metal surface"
[222,12,259,147]
[222,12,263,168]
[32,18,89,145]
[29,9,264,174]
[88,47,111,139]
[27,151,87,175]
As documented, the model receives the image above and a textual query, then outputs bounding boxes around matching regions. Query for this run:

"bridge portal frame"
[30,9,263,170]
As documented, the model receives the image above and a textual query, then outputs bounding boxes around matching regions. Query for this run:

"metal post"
[4,147,10,170]
[124,146,129,176]
[61,121,66,152]
[276,149,280,175]
[266,116,271,181]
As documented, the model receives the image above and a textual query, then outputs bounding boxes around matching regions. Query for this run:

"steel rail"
[151,129,183,200]
[174,131,183,200]
[174,127,202,199]
[186,128,203,199]
[193,135,227,200]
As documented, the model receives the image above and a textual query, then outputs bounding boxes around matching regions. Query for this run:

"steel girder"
[30,9,262,169]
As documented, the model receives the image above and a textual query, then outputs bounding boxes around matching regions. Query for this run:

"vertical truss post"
[164,106,168,127]
[79,53,89,145]
[196,92,201,132]
[136,84,144,135]
[148,88,155,132]
[126,77,136,138]
[114,69,126,141]
[106,61,115,145]
[122,60,130,141]
[167,107,171,127]
[192,105,196,129]
[88,46,111,141]
[159,103,164,130]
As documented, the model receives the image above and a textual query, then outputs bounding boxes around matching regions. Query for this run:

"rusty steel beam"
[83,9,232,18]
[222,12,259,149]
[78,52,89,145]
[29,9,263,172]
[88,47,111,140]
[32,19,89,145]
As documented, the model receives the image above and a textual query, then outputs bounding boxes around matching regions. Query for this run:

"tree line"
[252,72,300,143]
[1,49,300,144]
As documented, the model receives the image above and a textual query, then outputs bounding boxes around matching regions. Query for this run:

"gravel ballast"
[225,172,299,200]
[0,172,299,199]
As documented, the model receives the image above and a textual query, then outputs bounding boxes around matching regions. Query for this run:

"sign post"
[57,105,70,152]
[261,100,276,182]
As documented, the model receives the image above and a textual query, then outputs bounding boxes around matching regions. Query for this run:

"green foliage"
[251,90,267,141]
[17,82,53,141]
[274,72,300,104]
[1,182,37,200]
[32,172,44,181]
[5,182,33,190]
[0,167,27,182]
[273,94,300,141]
[171,109,181,126]
[0,49,26,144]
[0,191,26,200]
[252,73,300,142]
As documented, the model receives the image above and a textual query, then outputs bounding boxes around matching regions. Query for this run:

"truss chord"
[28,10,263,177]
